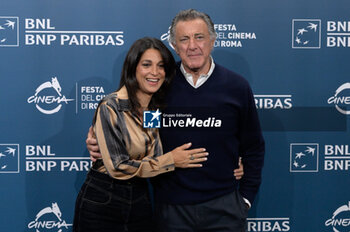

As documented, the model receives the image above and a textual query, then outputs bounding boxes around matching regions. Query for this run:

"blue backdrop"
[1,1,349,231]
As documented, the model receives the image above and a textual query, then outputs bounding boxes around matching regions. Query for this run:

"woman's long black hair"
[119,37,176,115]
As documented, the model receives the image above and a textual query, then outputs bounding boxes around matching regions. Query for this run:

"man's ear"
[172,43,179,55]
[209,39,215,52]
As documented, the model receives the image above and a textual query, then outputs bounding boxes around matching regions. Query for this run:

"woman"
[73,37,208,232]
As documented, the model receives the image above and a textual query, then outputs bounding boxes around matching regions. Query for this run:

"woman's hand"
[171,143,208,168]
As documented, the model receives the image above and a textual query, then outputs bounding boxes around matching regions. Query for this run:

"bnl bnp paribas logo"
[143,109,162,128]
[0,17,124,46]
[290,143,319,172]
[292,19,321,49]
[27,77,74,114]
[0,144,20,173]
[0,17,19,47]
[293,19,350,48]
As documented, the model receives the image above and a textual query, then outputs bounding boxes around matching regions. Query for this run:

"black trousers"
[156,191,248,232]
[73,168,154,232]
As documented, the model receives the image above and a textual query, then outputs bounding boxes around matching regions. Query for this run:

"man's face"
[173,18,215,75]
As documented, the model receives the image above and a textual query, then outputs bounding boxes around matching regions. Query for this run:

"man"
[88,9,264,231]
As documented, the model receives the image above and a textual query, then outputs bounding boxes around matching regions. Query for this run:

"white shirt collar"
[180,57,215,89]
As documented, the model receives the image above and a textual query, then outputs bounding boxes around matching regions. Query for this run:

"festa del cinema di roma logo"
[325,201,350,232]
[328,83,350,115]
[28,202,72,232]
[27,77,74,114]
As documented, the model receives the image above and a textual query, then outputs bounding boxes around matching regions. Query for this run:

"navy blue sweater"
[154,63,265,205]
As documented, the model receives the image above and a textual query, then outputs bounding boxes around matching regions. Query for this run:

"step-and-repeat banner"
[1,0,349,231]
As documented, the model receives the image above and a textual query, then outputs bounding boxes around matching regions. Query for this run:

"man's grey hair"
[169,9,217,45]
